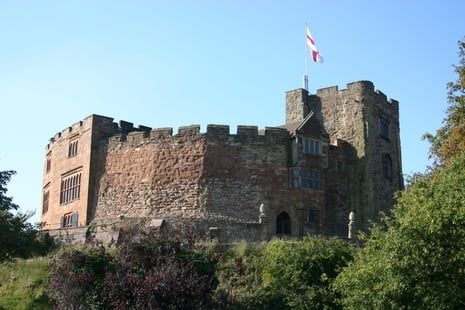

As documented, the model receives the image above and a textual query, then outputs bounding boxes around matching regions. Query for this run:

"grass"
[0,257,52,310]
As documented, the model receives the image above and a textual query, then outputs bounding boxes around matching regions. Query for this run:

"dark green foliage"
[334,153,465,309]
[262,237,354,310]
[213,238,354,310]
[47,228,218,309]
[0,171,52,261]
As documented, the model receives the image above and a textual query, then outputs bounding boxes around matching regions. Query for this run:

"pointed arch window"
[276,212,291,235]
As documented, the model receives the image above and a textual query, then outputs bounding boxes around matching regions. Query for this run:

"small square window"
[63,213,73,228]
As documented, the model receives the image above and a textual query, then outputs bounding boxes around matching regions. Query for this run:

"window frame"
[63,212,73,228]
[291,168,323,190]
[303,138,321,155]
[307,209,320,226]
[45,152,52,173]
[68,137,79,157]
[42,188,49,214]
[60,172,82,205]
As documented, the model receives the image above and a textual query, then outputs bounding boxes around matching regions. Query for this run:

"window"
[276,212,291,235]
[382,153,393,180]
[380,116,390,140]
[68,138,79,157]
[209,227,220,241]
[42,190,49,214]
[46,152,51,173]
[291,169,323,190]
[61,212,79,228]
[308,209,320,226]
[303,138,320,155]
[63,213,73,228]
[60,173,81,204]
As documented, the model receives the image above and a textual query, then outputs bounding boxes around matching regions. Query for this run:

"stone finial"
[348,211,356,240]
[259,203,267,223]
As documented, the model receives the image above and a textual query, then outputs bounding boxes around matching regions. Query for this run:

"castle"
[40,81,403,243]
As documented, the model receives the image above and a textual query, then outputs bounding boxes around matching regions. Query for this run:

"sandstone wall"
[93,125,206,219]
[41,115,114,229]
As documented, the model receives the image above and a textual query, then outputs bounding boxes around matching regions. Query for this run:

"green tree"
[0,171,47,261]
[424,39,465,164]
[334,153,465,309]
[261,237,354,310]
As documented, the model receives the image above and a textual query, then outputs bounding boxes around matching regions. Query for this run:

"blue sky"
[0,0,464,223]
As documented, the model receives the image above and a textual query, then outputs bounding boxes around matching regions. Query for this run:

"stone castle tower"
[286,81,403,233]
[40,81,403,243]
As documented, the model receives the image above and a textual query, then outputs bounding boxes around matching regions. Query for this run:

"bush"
[213,237,354,310]
[47,227,218,309]
[261,237,355,310]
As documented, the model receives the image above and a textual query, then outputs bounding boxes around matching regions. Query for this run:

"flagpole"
[303,23,309,91]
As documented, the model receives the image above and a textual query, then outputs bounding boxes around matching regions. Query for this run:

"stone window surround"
[60,168,82,205]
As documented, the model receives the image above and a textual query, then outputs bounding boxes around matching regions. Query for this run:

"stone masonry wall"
[202,126,290,223]
[316,81,403,230]
[90,123,326,240]
[92,126,206,220]
[42,115,97,229]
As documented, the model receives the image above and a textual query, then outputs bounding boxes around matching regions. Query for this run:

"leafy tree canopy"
[0,171,50,261]
[424,39,465,164]
[334,152,465,309]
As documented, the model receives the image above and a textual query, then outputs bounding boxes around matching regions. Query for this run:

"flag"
[305,26,324,63]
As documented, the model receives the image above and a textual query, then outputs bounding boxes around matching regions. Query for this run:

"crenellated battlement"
[315,80,398,109]
[46,117,88,149]
[104,122,290,151]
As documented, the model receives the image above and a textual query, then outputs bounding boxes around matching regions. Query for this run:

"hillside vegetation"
[0,257,51,310]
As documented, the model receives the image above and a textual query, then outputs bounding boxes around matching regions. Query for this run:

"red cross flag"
[305,26,324,63]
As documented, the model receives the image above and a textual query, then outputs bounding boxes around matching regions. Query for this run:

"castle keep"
[41,81,403,243]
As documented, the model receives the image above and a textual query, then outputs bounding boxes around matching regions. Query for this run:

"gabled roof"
[279,111,315,136]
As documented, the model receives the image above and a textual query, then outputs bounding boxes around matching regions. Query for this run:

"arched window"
[276,212,291,235]
[382,153,393,180]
